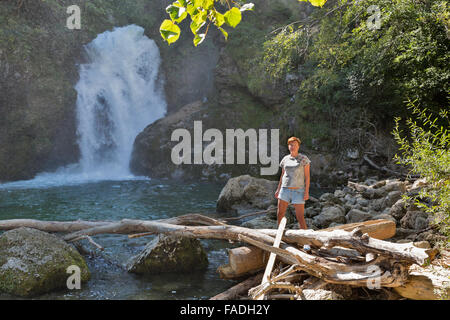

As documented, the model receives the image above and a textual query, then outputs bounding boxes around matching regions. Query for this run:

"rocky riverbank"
[217,174,447,248]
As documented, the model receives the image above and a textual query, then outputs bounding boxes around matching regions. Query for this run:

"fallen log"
[216,219,396,279]
[217,246,268,279]
[0,213,224,234]
[393,264,450,300]
[320,219,396,240]
[239,234,410,288]
[258,227,431,266]
[0,216,431,266]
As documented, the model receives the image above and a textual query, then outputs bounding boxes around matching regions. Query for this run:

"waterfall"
[75,24,166,178]
[1,25,166,188]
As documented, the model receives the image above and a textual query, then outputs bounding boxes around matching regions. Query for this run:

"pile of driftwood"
[0,213,447,300]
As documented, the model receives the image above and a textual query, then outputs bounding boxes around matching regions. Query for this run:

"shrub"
[392,100,450,242]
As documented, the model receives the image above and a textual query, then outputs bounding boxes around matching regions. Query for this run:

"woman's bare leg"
[277,198,289,226]
[294,204,307,229]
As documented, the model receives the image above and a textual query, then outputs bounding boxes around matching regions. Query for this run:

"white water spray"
[76,24,166,178]
[1,25,166,188]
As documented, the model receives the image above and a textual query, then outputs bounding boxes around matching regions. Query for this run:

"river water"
[0,178,239,300]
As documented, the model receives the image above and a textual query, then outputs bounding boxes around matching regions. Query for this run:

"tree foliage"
[159,0,328,46]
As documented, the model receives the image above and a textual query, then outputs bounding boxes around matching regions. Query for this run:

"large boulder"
[127,235,208,274]
[345,209,373,223]
[313,206,346,228]
[0,227,90,297]
[216,175,278,213]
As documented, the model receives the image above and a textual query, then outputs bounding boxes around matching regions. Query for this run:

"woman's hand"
[275,189,279,199]
[304,190,309,201]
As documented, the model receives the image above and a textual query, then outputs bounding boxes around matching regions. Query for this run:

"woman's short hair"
[287,136,301,146]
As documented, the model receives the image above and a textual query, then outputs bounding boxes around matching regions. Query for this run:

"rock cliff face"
[0,0,220,182]
[129,1,323,184]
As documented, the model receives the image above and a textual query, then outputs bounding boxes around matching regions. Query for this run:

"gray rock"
[127,235,208,274]
[382,180,407,193]
[362,188,385,199]
[305,218,319,230]
[414,216,429,231]
[369,198,386,212]
[356,197,369,207]
[389,198,408,220]
[364,178,379,186]
[362,188,375,199]
[0,227,90,297]
[400,210,428,230]
[334,189,346,198]
[383,191,403,208]
[344,194,356,205]
[305,207,319,218]
[216,175,278,213]
[313,206,346,228]
[394,228,418,239]
[345,209,372,223]
[319,193,335,202]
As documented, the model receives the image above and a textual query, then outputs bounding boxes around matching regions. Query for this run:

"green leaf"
[203,0,214,10]
[186,3,198,16]
[166,4,188,23]
[213,9,225,27]
[218,26,228,40]
[160,19,181,45]
[193,0,203,8]
[190,19,205,35]
[224,7,242,28]
[192,9,208,25]
[308,0,327,7]
[193,33,206,46]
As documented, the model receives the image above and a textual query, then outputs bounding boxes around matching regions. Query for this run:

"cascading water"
[1,25,166,188]
[75,24,166,179]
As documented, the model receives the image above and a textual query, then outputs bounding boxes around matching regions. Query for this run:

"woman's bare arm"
[304,164,310,200]
[275,167,284,196]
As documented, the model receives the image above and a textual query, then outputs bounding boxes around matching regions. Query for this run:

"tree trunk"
[217,246,267,279]
[393,264,450,300]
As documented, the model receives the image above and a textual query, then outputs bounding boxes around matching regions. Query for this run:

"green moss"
[0,228,90,297]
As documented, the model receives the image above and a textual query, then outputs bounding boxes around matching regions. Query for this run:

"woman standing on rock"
[275,136,311,232]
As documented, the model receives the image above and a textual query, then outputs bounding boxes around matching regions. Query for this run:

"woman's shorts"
[278,187,305,204]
